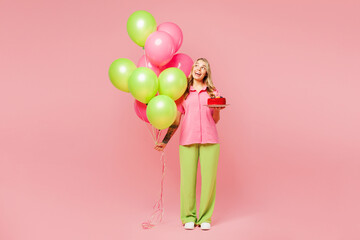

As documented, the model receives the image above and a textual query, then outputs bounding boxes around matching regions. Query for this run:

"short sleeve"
[175,97,185,114]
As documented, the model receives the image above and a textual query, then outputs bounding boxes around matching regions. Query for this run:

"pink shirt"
[177,85,220,146]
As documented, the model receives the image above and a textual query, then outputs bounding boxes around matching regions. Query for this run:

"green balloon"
[128,67,158,103]
[109,58,137,92]
[158,67,188,100]
[127,10,157,47]
[146,95,177,130]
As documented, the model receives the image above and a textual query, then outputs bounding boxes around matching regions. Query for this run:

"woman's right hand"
[154,142,167,151]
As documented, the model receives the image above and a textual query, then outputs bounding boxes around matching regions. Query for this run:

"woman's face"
[192,60,207,82]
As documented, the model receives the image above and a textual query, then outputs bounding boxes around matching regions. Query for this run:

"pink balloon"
[161,53,194,77]
[134,100,149,123]
[145,31,175,67]
[137,55,161,76]
[157,22,183,53]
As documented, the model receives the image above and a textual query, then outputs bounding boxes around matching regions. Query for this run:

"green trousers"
[179,143,220,225]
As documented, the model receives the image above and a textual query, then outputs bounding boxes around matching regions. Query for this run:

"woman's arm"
[212,108,220,123]
[212,107,225,124]
[154,111,182,151]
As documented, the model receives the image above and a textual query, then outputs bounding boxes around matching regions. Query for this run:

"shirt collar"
[189,85,207,92]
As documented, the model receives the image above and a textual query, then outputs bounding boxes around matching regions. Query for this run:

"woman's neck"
[192,80,206,89]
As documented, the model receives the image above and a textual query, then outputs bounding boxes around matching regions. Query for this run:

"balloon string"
[157,129,162,144]
[142,140,167,229]
[139,103,166,229]
[143,47,149,69]
[135,101,156,142]
[152,125,156,142]
[137,29,169,230]
[145,123,156,144]
[155,128,159,143]
[134,102,162,145]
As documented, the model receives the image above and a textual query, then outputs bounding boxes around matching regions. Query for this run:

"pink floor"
[1,158,359,240]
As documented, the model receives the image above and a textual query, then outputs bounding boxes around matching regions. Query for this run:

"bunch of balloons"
[109,10,193,130]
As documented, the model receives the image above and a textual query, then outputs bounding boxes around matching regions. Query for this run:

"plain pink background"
[1,0,360,239]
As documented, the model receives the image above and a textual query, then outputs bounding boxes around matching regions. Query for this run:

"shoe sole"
[200,223,211,230]
[184,223,195,230]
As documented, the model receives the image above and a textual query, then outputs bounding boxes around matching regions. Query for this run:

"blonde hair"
[183,58,217,99]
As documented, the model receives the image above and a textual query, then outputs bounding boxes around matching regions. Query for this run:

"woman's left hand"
[212,106,225,111]
[211,106,224,123]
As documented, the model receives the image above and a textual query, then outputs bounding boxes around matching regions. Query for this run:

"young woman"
[154,58,225,230]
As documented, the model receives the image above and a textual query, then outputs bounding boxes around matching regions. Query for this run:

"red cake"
[208,96,226,105]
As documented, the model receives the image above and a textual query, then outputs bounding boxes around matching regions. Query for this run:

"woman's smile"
[194,71,202,77]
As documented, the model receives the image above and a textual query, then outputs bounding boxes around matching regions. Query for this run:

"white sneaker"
[184,222,195,230]
[200,222,211,230]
